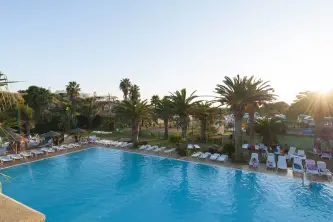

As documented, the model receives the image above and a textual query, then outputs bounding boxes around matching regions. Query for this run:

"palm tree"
[246,79,275,144]
[292,91,333,145]
[155,96,173,139]
[193,102,221,143]
[80,93,101,128]
[113,99,153,146]
[214,75,271,160]
[66,81,81,127]
[129,84,140,101]
[169,89,199,139]
[254,117,287,145]
[150,95,160,108]
[119,78,131,100]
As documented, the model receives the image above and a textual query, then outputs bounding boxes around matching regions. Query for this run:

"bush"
[137,140,148,146]
[222,143,235,156]
[169,134,181,143]
[176,147,189,156]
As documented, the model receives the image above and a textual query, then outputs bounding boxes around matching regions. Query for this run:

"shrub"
[138,140,148,146]
[222,143,235,156]
[176,147,189,156]
[169,134,181,143]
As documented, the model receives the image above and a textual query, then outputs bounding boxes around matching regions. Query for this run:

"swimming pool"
[1,147,333,222]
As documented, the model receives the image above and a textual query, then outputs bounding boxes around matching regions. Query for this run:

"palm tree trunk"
[163,118,169,140]
[234,117,243,160]
[248,109,255,144]
[180,116,187,138]
[201,119,207,143]
[132,119,140,146]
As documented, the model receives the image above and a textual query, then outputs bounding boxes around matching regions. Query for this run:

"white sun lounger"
[296,150,306,160]
[20,151,33,158]
[53,146,66,151]
[146,145,157,151]
[194,144,200,149]
[217,154,228,162]
[317,161,332,177]
[120,143,128,148]
[164,148,176,153]
[126,143,133,148]
[249,153,259,168]
[187,144,194,149]
[199,152,211,159]
[266,153,276,169]
[286,146,296,159]
[209,153,220,160]
[0,156,12,164]
[41,148,55,153]
[7,154,23,160]
[30,149,44,155]
[293,157,304,174]
[191,152,202,158]
[153,147,165,152]
[139,145,147,150]
[305,159,319,175]
[277,155,287,170]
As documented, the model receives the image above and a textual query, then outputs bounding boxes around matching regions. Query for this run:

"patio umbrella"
[40,131,61,138]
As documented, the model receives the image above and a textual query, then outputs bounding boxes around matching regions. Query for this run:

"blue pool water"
[1,147,333,222]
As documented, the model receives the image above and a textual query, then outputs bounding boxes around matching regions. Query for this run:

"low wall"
[0,193,45,222]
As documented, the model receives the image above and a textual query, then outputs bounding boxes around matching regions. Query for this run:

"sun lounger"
[30,149,44,155]
[41,148,55,153]
[146,145,157,151]
[139,145,147,150]
[242,144,249,149]
[295,150,306,160]
[321,151,332,160]
[266,153,276,169]
[286,146,296,159]
[187,144,194,149]
[153,147,165,152]
[305,159,319,175]
[0,156,12,164]
[217,154,228,162]
[73,143,81,148]
[120,143,128,148]
[277,155,287,170]
[194,144,200,149]
[7,154,23,160]
[209,153,220,160]
[53,146,66,151]
[199,152,211,159]
[164,148,176,153]
[249,153,259,168]
[273,146,280,155]
[191,152,202,158]
[67,144,75,149]
[317,161,332,177]
[20,151,33,158]
[293,157,304,174]
[126,143,133,148]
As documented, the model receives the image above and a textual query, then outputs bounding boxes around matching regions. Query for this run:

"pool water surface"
[1,148,333,222]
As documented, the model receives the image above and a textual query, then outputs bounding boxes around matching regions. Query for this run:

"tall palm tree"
[214,75,271,160]
[119,78,131,100]
[169,89,199,139]
[155,96,173,139]
[66,81,81,127]
[129,84,140,101]
[113,99,153,146]
[193,102,221,143]
[150,95,160,108]
[246,79,275,144]
[292,91,333,145]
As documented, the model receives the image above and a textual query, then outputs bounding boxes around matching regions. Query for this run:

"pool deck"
[0,144,332,184]
[0,193,45,222]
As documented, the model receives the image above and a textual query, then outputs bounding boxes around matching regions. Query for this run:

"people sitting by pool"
[283,144,289,154]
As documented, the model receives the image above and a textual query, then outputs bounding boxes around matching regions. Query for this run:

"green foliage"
[255,117,287,145]
[119,78,131,100]
[176,147,189,156]
[222,143,235,156]
[169,134,181,143]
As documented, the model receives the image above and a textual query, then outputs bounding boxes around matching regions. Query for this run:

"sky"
[1,0,333,104]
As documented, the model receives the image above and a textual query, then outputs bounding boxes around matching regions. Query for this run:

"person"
[284,144,289,154]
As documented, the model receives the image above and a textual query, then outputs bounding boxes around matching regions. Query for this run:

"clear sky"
[1,0,333,104]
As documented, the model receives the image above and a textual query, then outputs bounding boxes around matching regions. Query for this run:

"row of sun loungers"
[191,152,228,162]
[0,143,82,165]
[139,145,176,154]
[187,144,200,149]
[95,140,134,148]
[248,152,332,179]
